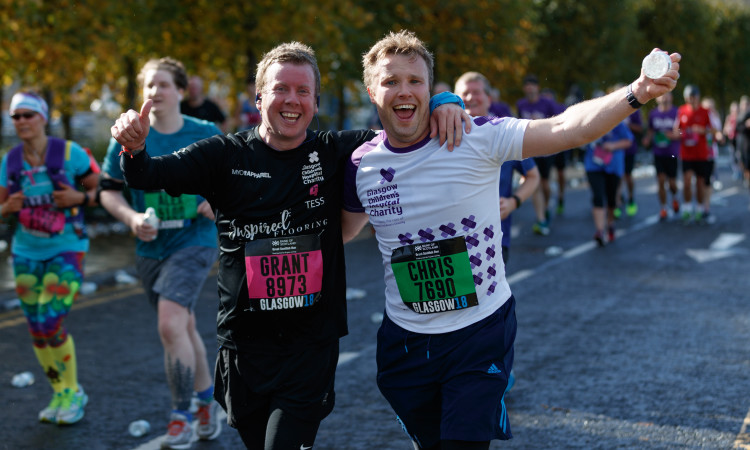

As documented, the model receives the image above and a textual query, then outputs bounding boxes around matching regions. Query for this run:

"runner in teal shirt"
[102,115,219,259]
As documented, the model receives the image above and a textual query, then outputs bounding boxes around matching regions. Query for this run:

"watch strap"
[626,84,643,109]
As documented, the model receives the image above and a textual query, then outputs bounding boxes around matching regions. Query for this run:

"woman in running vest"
[0,91,99,425]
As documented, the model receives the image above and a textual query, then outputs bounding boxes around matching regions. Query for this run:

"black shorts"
[214,340,339,430]
[533,155,552,179]
[376,299,516,446]
[624,153,636,175]
[653,155,678,179]
[553,151,567,170]
[586,171,620,208]
[682,160,714,186]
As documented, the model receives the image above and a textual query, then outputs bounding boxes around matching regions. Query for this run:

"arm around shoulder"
[341,210,370,244]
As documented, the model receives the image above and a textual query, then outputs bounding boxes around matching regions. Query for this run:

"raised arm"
[111,100,152,154]
[522,51,681,159]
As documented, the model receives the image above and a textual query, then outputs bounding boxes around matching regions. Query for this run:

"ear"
[367,87,376,104]
[255,93,262,111]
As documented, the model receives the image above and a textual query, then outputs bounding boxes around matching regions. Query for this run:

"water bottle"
[114,269,138,285]
[128,419,151,437]
[11,371,35,388]
[3,298,21,311]
[641,50,671,79]
[142,207,160,239]
[79,281,97,296]
[345,287,367,301]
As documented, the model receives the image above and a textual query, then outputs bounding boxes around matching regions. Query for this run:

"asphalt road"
[1,157,749,449]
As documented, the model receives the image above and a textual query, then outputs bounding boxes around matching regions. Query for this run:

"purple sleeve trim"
[473,116,506,127]
[383,134,431,153]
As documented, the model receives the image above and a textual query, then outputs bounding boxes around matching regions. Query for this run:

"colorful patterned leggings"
[13,252,84,391]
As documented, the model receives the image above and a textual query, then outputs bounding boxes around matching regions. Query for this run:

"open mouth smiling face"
[393,104,416,121]
[257,62,318,150]
[369,53,431,148]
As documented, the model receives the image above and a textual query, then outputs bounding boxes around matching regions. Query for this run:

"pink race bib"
[244,235,323,311]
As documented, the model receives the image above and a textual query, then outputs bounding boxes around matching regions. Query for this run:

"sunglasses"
[10,112,38,120]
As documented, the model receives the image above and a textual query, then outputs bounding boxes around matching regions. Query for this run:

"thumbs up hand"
[111,99,152,153]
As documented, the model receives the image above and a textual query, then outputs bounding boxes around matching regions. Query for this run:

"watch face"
[642,52,671,79]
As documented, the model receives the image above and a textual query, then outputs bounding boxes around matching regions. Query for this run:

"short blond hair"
[362,30,434,91]
[255,42,321,98]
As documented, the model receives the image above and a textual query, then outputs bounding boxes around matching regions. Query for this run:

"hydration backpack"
[5,137,86,237]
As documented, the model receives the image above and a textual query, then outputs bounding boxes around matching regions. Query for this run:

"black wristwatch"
[626,84,643,109]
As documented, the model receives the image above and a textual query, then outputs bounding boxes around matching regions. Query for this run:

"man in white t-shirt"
[342,30,680,450]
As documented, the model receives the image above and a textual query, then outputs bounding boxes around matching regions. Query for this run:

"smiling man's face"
[456,79,491,117]
[257,62,318,151]
[367,53,431,148]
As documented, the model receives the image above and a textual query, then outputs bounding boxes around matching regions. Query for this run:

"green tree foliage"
[636,0,719,101]
[711,5,750,111]
[529,0,641,101]
[0,0,110,135]
[1,0,749,140]
[357,0,535,101]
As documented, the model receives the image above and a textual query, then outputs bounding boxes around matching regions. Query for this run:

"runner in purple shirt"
[540,88,569,216]
[516,75,558,236]
[643,91,681,220]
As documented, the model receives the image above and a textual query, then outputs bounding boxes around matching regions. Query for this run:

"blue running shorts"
[376,296,517,447]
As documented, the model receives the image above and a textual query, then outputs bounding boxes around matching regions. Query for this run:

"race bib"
[19,206,66,237]
[592,146,613,166]
[144,191,198,229]
[683,130,698,147]
[244,235,324,311]
[391,237,478,314]
[654,131,670,148]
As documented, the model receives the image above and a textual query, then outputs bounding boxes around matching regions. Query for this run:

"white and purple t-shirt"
[343,116,529,334]
[647,106,680,158]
